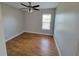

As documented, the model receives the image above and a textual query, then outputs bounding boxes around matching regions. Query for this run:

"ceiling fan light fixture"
[21,2,40,13]
[27,8,33,13]
[30,8,33,13]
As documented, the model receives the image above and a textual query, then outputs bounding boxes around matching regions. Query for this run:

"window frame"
[42,14,51,30]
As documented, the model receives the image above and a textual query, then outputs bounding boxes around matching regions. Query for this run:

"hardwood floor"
[6,32,59,56]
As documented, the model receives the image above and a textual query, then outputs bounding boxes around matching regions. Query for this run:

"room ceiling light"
[21,2,40,13]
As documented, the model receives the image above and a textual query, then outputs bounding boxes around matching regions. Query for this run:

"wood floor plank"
[6,32,59,56]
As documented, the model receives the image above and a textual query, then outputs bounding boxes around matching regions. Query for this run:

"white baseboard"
[6,31,53,42]
[24,31,53,36]
[6,31,24,42]
[53,35,61,56]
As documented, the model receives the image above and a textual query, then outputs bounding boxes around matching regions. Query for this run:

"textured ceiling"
[4,2,60,9]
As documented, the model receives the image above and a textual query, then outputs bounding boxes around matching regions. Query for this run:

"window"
[42,14,51,30]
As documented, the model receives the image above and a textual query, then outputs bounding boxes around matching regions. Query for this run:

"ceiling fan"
[21,2,40,12]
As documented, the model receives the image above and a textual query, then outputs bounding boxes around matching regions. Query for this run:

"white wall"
[54,2,79,56]
[0,4,7,56]
[2,3,25,41]
[25,8,56,35]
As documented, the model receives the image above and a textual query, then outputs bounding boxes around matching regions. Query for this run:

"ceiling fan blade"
[33,5,40,7]
[21,3,29,7]
[33,8,40,11]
